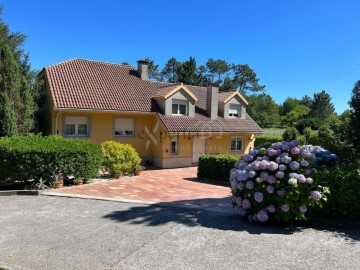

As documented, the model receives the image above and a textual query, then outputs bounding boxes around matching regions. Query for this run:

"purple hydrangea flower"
[300,160,309,167]
[239,170,249,181]
[262,156,270,161]
[267,148,278,157]
[268,161,279,171]
[257,210,269,222]
[249,150,259,156]
[266,185,274,194]
[277,188,285,197]
[260,171,269,180]
[310,190,322,200]
[237,207,246,216]
[279,164,287,171]
[254,191,264,202]
[260,160,269,170]
[252,161,261,171]
[299,205,307,213]
[266,175,276,184]
[267,205,276,213]
[243,154,254,162]
[246,181,254,189]
[305,169,312,175]
[302,150,312,158]
[282,156,292,164]
[273,142,283,149]
[306,177,313,185]
[289,161,300,170]
[297,174,306,183]
[282,145,289,151]
[276,157,282,164]
[245,164,253,171]
[291,147,301,155]
[242,199,251,209]
[235,196,243,206]
[281,204,289,212]
[256,157,263,161]
[236,182,245,190]
[276,171,284,179]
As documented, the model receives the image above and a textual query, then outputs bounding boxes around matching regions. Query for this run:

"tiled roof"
[218,90,237,102]
[43,58,262,133]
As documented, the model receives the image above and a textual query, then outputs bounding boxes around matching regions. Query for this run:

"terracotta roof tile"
[218,90,237,102]
[43,59,262,133]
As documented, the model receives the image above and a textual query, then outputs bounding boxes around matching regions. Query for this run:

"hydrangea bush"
[230,140,329,223]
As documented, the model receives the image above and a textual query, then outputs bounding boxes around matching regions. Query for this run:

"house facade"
[38,59,263,168]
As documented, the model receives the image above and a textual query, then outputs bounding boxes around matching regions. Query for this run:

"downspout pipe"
[55,110,60,134]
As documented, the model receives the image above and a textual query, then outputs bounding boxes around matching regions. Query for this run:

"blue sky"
[2,0,359,113]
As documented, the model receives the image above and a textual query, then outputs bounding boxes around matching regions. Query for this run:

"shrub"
[100,141,141,176]
[295,118,322,134]
[0,135,102,184]
[314,167,360,219]
[230,140,328,223]
[282,127,299,141]
[198,154,239,181]
[255,135,282,148]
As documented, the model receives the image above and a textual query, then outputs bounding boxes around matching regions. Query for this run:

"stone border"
[0,190,42,196]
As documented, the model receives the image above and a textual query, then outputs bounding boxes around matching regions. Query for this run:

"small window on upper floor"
[172,99,188,115]
[64,116,89,137]
[229,104,241,118]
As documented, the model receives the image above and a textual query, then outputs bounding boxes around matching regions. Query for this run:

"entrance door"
[192,138,206,163]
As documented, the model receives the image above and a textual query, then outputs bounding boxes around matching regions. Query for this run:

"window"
[114,118,135,137]
[64,116,89,137]
[171,137,178,155]
[230,137,243,151]
[172,100,187,115]
[229,104,241,118]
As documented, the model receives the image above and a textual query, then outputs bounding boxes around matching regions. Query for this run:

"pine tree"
[349,80,360,154]
[232,64,265,94]
[309,91,335,120]
[0,6,35,136]
[161,57,180,83]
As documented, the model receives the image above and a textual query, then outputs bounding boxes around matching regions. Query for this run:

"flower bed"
[230,140,329,223]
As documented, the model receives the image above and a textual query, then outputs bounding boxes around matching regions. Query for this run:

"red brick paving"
[52,167,233,212]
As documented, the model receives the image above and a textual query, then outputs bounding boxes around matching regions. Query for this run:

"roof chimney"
[206,85,219,119]
[137,60,150,80]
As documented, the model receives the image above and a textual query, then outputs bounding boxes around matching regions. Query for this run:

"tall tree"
[219,76,236,91]
[279,98,309,126]
[0,6,36,137]
[349,80,360,154]
[177,57,207,86]
[144,57,162,81]
[246,94,281,128]
[309,90,335,120]
[299,95,313,109]
[205,58,229,84]
[232,64,265,94]
[161,57,180,83]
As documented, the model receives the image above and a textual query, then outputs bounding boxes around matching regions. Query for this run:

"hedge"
[312,167,360,220]
[254,135,282,148]
[197,154,239,181]
[0,135,102,183]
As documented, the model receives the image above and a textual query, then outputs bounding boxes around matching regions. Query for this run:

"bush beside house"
[198,154,239,181]
[0,135,102,185]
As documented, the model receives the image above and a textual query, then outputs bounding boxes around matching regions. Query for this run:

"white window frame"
[114,117,136,137]
[229,104,241,118]
[63,116,90,137]
[230,137,243,151]
[170,136,179,155]
[172,99,188,116]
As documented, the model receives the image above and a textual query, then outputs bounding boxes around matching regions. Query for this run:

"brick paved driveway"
[49,167,233,213]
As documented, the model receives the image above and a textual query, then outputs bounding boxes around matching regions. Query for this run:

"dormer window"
[229,104,241,118]
[172,99,188,115]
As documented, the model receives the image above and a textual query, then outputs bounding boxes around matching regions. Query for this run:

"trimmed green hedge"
[254,135,282,148]
[0,135,102,183]
[197,154,239,181]
[313,167,360,219]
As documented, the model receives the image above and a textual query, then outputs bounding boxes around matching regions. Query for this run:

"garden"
[0,136,144,190]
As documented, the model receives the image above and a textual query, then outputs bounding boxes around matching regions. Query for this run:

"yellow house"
[38,59,263,168]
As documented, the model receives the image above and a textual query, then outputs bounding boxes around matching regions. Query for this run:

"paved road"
[0,196,359,270]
